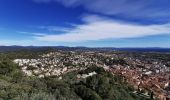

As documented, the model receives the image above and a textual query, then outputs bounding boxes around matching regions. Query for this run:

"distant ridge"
[0,46,170,53]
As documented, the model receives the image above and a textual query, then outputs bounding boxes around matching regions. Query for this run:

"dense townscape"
[11,49,170,100]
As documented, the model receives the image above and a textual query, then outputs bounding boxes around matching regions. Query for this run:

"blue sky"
[0,0,170,47]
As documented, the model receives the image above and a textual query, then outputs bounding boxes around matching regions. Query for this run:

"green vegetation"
[0,52,151,100]
[74,66,148,100]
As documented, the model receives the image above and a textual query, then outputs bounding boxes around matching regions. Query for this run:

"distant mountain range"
[0,46,170,53]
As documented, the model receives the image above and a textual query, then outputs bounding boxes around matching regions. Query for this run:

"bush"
[0,61,17,75]
[14,92,56,100]
[74,85,102,100]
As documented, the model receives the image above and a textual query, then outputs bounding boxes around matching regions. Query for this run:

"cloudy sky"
[0,0,170,47]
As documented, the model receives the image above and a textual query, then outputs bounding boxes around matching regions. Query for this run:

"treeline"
[0,48,56,60]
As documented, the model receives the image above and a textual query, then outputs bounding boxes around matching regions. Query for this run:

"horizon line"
[0,45,170,49]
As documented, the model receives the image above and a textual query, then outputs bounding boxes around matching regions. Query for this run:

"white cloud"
[34,0,170,20]
[37,26,72,32]
[0,40,35,46]
[35,15,170,42]
[18,31,46,36]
